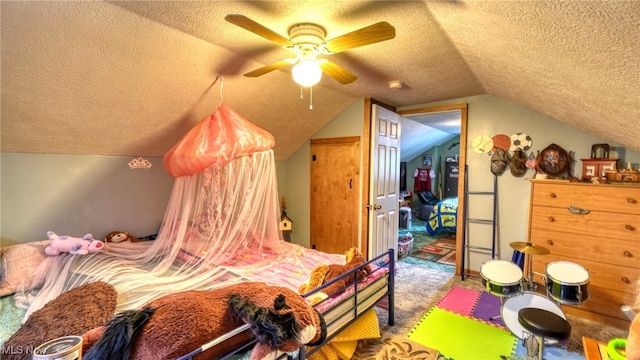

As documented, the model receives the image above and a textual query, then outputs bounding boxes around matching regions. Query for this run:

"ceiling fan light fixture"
[292,58,322,87]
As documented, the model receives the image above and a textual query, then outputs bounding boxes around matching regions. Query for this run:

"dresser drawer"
[530,206,640,243]
[532,254,640,294]
[562,285,636,321]
[530,228,639,268]
[531,182,640,215]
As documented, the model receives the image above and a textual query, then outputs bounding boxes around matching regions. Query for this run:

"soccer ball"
[510,133,532,152]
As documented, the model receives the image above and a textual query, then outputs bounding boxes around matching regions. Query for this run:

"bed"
[425,197,458,235]
[1,104,396,359]
[168,242,395,359]
[0,240,395,360]
[206,249,396,360]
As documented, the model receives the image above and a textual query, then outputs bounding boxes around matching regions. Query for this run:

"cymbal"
[509,241,550,255]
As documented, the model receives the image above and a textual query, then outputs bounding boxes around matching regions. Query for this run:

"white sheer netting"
[21,150,324,320]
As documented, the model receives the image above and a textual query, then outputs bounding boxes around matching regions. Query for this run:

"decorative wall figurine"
[128,157,152,169]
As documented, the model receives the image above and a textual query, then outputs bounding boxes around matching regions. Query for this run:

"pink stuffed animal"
[45,231,105,255]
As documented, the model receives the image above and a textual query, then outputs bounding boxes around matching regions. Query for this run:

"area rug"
[353,333,439,360]
[411,237,456,266]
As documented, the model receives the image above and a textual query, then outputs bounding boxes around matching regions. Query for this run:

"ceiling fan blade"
[319,60,357,84]
[244,59,295,77]
[322,22,395,54]
[225,14,293,48]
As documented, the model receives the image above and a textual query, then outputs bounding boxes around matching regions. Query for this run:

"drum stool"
[517,308,571,359]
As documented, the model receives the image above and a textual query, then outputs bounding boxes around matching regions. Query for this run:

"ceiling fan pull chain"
[218,75,225,107]
[298,85,314,110]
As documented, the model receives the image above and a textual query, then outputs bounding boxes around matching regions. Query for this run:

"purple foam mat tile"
[436,286,480,316]
[471,291,507,329]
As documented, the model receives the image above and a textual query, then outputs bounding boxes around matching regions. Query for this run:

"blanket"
[426,198,458,235]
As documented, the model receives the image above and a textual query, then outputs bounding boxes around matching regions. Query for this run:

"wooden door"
[310,137,360,254]
[368,105,401,261]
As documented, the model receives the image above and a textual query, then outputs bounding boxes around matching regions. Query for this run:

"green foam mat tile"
[408,306,517,360]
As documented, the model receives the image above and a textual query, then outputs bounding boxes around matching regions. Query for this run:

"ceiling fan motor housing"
[288,23,326,51]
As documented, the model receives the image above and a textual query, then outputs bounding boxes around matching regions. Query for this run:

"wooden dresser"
[527,180,640,328]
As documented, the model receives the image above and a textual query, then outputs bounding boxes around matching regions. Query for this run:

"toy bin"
[398,232,414,259]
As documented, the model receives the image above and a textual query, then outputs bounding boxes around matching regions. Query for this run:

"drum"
[501,292,566,340]
[545,261,590,305]
[480,260,523,297]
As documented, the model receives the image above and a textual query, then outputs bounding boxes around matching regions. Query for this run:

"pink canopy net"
[21,103,341,320]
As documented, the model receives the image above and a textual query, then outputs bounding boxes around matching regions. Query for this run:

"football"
[510,132,532,151]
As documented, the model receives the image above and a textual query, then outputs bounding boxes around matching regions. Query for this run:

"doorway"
[398,104,468,275]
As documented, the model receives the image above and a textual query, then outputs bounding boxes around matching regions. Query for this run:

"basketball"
[492,134,511,152]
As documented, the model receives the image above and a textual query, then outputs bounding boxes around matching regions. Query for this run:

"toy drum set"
[480,241,591,349]
[480,241,590,307]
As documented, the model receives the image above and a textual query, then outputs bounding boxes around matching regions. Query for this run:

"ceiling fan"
[225,14,396,86]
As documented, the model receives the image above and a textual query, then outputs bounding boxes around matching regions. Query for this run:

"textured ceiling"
[1,1,638,161]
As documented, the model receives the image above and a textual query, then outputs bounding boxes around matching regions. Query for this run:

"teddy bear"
[298,247,371,305]
[103,230,140,243]
[45,231,105,255]
[81,282,326,360]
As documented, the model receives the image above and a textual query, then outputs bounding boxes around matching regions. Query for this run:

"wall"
[4,94,637,259]
[401,94,640,270]
[283,99,365,248]
[1,153,174,246]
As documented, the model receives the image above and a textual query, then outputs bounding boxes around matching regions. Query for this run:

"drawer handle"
[550,193,557,198]
[548,216,555,222]
[568,205,590,215]
[626,224,636,231]
[623,250,633,258]
[622,277,630,284]
[628,197,638,204]
[546,240,554,245]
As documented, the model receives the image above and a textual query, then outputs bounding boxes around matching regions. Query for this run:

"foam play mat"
[408,286,585,360]
[408,306,516,359]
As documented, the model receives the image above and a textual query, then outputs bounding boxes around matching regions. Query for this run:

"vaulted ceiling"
[2,1,638,161]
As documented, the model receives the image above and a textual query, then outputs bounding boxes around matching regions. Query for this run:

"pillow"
[3,281,117,360]
[0,240,51,297]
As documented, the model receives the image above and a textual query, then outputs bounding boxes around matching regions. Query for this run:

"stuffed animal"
[298,247,371,304]
[103,230,140,243]
[45,231,104,255]
[81,282,326,360]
